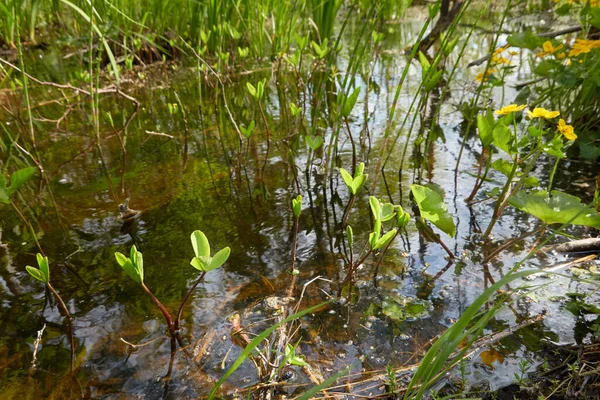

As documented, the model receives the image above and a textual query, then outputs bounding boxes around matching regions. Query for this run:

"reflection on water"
[1,5,599,398]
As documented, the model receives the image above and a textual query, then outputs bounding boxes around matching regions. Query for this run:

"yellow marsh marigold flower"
[495,104,527,115]
[527,107,560,119]
[492,54,512,65]
[568,39,600,57]
[475,68,496,82]
[557,119,577,140]
[537,41,563,58]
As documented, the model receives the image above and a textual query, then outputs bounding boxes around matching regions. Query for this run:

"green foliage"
[26,253,50,284]
[292,195,302,219]
[509,190,600,228]
[369,219,397,251]
[283,343,308,367]
[369,196,396,222]
[0,167,35,204]
[240,120,256,139]
[208,301,331,399]
[115,245,144,284]
[190,230,231,272]
[339,162,367,196]
[247,78,266,101]
[341,87,361,118]
[305,135,324,151]
[410,184,456,237]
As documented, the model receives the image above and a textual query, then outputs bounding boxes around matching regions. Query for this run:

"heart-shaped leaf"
[410,184,456,237]
[305,135,324,151]
[492,123,514,154]
[240,120,255,139]
[191,230,210,258]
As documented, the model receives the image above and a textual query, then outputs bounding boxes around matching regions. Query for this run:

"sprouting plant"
[26,253,75,368]
[115,232,230,340]
[282,342,308,368]
[514,359,531,386]
[0,167,35,205]
[287,195,302,296]
[339,162,367,196]
[385,364,398,396]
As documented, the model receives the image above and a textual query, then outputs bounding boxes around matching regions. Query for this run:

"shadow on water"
[1,5,599,399]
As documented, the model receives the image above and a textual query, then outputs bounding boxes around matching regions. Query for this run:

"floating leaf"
[410,184,456,237]
[509,189,600,228]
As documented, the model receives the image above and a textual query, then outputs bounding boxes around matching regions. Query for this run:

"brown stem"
[175,271,206,332]
[141,282,175,337]
[47,283,74,370]
[344,118,357,174]
[341,195,356,230]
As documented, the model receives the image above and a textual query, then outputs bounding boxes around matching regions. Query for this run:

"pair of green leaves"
[0,167,36,204]
[339,162,367,196]
[368,196,403,251]
[26,253,50,284]
[247,78,266,101]
[418,51,443,92]
[311,38,329,59]
[477,109,517,154]
[369,219,397,251]
[305,135,324,151]
[292,195,302,219]
[410,184,456,238]
[240,120,255,139]
[190,231,231,272]
[115,245,144,284]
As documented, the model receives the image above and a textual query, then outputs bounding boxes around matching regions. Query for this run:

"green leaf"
[0,167,36,204]
[246,82,257,99]
[374,229,397,250]
[508,190,600,228]
[369,219,382,249]
[350,174,367,195]
[26,266,47,283]
[114,252,142,284]
[305,135,324,151]
[477,113,493,147]
[491,159,513,177]
[208,247,231,271]
[191,230,210,258]
[424,69,443,92]
[342,87,360,118]
[492,123,513,154]
[369,196,382,220]
[410,184,456,237]
[240,120,255,139]
[37,254,50,283]
[395,205,410,228]
[292,195,302,219]
[355,162,365,176]
[418,51,431,73]
[339,168,354,189]
[506,31,545,50]
[346,225,354,250]
[208,301,332,400]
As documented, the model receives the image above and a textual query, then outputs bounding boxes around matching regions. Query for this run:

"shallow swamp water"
[1,5,599,399]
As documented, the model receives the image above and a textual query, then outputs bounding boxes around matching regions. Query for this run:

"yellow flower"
[527,107,560,119]
[537,41,563,58]
[493,45,510,56]
[475,68,496,82]
[556,52,566,59]
[495,104,528,115]
[557,119,577,140]
[492,54,512,65]
[568,39,600,57]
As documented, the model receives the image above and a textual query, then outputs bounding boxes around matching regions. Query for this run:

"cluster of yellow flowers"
[494,104,577,140]
[568,39,600,57]
[537,41,566,59]
[475,46,518,82]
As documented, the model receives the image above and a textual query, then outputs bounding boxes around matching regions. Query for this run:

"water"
[1,5,599,399]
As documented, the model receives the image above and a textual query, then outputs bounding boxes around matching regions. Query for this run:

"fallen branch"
[543,238,600,254]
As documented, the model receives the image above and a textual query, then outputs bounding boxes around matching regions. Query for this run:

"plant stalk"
[175,271,207,332]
